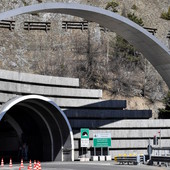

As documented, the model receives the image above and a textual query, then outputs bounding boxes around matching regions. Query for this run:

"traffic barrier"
[1,158,4,167]
[9,158,12,167]
[151,155,170,165]
[114,154,145,165]
[20,159,24,168]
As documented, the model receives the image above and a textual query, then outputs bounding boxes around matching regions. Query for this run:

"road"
[2,161,170,170]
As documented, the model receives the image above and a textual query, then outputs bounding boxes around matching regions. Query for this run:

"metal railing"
[62,21,88,31]
[24,21,51,32]
[0,20,15,30]
[143,27,157,35]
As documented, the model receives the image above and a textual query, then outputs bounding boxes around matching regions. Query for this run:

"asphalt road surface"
[2,162,170,170]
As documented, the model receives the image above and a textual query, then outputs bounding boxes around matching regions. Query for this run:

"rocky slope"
[0,0,170,116]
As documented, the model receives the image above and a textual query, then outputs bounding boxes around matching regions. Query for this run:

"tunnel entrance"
[1,106,44,162]
[0,95,74,162]
[0,118,20,162]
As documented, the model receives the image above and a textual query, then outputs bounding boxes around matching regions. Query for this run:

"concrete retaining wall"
[0,93,125,108]
[74,139,170,149]
[0,69,168,161]
[65,109,152,119]
[0,69,79,87]
[73,128,170,138]
[72,120,170,159]
[0,80,102,98]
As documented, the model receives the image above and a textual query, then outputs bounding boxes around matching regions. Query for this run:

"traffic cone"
[19,167,21,170]
[1,158,4,167]
[36,161,39,170]
[20,159,24,168]
[38,161,41,170]
[33,160,36,170]
[9,158,12,167]
[27,165,30,170]
[29,160,32,170]
[33,165,36,170]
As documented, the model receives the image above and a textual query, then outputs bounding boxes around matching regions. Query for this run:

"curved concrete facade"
[0,3,170,87]
[0,95,74,161]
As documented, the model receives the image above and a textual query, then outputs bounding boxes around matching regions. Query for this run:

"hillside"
[0,0,170,117]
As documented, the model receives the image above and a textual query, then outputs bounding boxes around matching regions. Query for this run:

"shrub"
[37,0,43,3]
[105,0,119,12]
[127,13,144,26]
[131,4,138,10]
[161,7,170,20]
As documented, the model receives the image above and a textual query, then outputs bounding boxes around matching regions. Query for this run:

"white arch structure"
[0,3,170,86]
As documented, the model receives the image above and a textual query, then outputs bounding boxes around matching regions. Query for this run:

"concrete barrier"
[91,156,98,161]
[99,156,105,161]
[105,155,112,161]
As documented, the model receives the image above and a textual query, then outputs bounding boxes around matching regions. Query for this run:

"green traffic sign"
[93,138,111,147]
[81,128,89,139]
[93,133,111,148]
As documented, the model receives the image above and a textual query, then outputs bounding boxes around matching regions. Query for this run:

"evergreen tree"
[114,13,144,63]
[159,91,170,118]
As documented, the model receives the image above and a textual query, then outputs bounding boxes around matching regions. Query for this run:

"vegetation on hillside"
[101,1,166,99]
[159,91,170,118]
[161,6,170,20]
[0,0,167,105]
[127,13,144,26]
[105,1,144,63]
[32,0,166,101]
[105,0,119,12]
[131,4,138,11]
[114,12,144,64]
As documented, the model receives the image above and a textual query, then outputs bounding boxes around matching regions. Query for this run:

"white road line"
[45,162,112,166]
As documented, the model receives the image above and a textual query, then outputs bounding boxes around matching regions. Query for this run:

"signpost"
[81,128,89,148]
[80,128,89,161]
[93,132,111,160]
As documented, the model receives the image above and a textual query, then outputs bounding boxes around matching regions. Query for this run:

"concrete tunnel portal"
[0,95,74,162]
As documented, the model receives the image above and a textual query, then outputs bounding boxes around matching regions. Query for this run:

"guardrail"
[0,20,15,30]
[24,21,51,32]
[114,154,145,165]
[62,21,88,31]
[150,155,170,167]
[143,27,157,35]
[151,155,170,162]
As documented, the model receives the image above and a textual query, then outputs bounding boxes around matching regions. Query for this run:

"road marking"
[45,162,112,166]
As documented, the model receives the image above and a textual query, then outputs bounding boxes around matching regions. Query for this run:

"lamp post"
[158,130,161,156]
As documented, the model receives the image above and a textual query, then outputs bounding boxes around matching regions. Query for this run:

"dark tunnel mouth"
[0,95,74,162]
